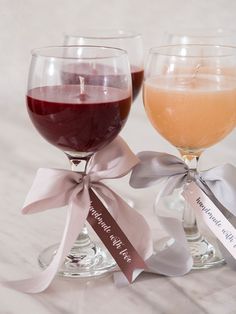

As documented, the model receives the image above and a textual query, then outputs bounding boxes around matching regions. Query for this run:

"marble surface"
[1,0,236,313]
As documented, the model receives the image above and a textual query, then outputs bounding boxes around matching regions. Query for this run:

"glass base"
[38,241,117,278]
[187,235,225,269]
[155,188,225,271]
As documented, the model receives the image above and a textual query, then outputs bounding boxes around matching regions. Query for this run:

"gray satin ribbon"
[130,151,236,275]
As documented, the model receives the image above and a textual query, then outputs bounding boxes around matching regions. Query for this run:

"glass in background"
[64,30,144,102]
[164,28,236,45]
[64,30,144,207]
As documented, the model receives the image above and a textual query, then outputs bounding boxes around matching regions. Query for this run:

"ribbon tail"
[146,193,193,276]
[88,187,148,283]
[147,217,193,276]
[112,192,192,284]
[3,192,89,293]
[93,183,153,260]
[91,184,152,284]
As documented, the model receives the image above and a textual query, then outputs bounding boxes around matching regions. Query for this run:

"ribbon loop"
[130,151,188,189]
[201,164,236,216]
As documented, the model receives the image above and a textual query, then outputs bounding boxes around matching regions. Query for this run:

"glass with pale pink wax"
[143,45,236,270]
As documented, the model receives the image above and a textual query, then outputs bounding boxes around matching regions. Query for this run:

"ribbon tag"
[88,188,147,283]
[183,181,236,259]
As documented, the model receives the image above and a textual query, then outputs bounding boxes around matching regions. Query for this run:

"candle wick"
[79,76,85,94]
[191,63,201,81]
[176,63,202,88]
[78,76,87,101]
[92,62,96,71]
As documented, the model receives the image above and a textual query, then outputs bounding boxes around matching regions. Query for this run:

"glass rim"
[166,28,236,39]
[149,44,236,58]
[64,29,142,40]
[31,45,128,60]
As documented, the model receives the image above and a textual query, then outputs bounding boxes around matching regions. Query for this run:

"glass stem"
[68,155,92,247]
[182,154,201,241]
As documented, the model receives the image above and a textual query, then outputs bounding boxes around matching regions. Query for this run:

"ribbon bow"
[130,151,236,275]
[3,137,153,293]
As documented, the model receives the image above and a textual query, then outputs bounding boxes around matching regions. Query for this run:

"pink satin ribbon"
[2,137,153,293]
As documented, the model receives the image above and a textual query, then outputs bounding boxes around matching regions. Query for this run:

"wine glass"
[64,30,144,102]
[143,44,236,269]
[26,45,132,277]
